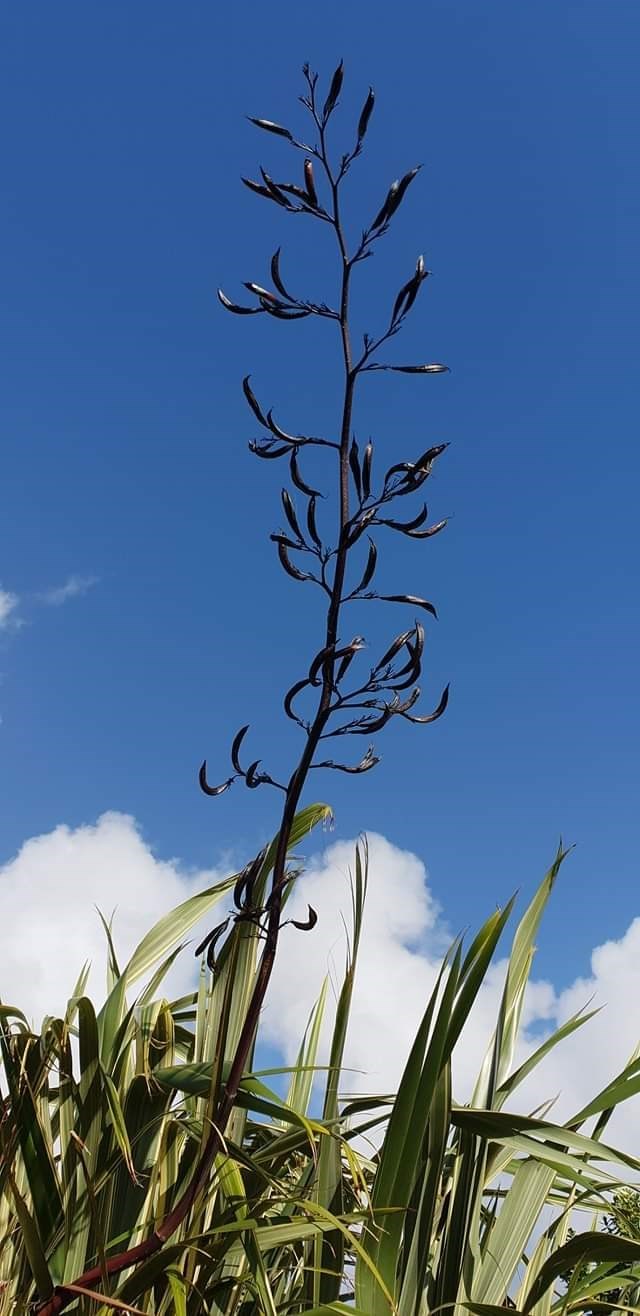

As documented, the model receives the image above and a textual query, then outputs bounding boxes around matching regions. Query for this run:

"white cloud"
[0,587,19,630]
[0,812,225,1024]
[39,574,99,606]
[1,815,638,1151]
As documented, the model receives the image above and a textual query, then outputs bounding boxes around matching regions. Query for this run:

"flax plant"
[2,62,639,1316]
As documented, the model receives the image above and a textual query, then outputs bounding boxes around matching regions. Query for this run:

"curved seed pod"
[260,301,310,320]
[230,724,250,775]
[249,440,293,459]
[195,917,230,960]
[335,637,366,684]
[290,450,322,498]
[271,532,307,551]
[199,762,234,797]
[233,866,252,911]
[242,376,270,427]
[383,460,412,486]
[352,538,377,594]
[405,683,450,724]
[260,170,298,209]
[281,489,304,541]
[244,282,280,303]
[245,760,262,788]
[345,508,376,547]
[375,627,415,671]
[396,686,421,714]
[362,441,373,499]
[380,504,429,533]
[334,747,380,773]
[391,257,424,324]
[378,593,438,619]
[234,846,268,911]
[266,411,299,442]
[264,869,299,911]
[322,60,344,121]
[271,248,294,301]
[384,443,447,488]
[371,167,420,231]
[284,676,311,721]
[306,496,322,549]
[248,117,294,140]
[357,87,375,143]
[291,905,318,931]
[242,177,281,202]
[385,362,449,374]
[309,643,336,685]
[217,289,263,315]
[405,518,448,539]
[303,159,318,206]
[349,438,362,499]
[277,540,313,582]
[276,181,314,202]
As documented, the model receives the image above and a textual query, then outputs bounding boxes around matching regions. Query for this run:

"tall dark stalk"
[37,61,450,1316]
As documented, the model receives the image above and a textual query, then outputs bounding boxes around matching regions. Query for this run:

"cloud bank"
[0,815,638,1149]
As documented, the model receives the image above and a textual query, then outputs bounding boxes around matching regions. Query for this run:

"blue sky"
[1,1,639,990]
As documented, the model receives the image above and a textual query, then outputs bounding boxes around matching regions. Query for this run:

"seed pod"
[406,683,450,724]
[335,637,366,684]
[387,363,449,374]
[345,508,376,547]
[371,167,420,231]
[405,518,448,539]
[277,540,312,582]
[349,438,362,499]
[233,846,267,911]
[376,628,415,671]
[353,538,377,594]
[270,248,293,301]
[357,87,375,143]
[303,159,318,206]
[260,170,297,209]
[334,747,380,773]
[396,686,421,715]
[245,760,262,789]
[242,177,280,202]
[290,450,322,498]
[199,762,234,797]
[230,724,250,775]
[391,255,428,324]
[284,677,311,721]
[291,905,318,931]
[309,643,336,686]
[271,532,306,551]
[260,301,309,320]
[195,917,230,960]
[267,411,298,442]
[247,117,294,140]
[249,440,293,459]
[242,376,270,427]
[362,441,373,499]
[277,181,314,202]
[281,489,304,541]
[322,60,344,121]
[217,289,262,315]
[306,496,322,549]
[378,594,438,619]
[381,504,429,533]
[244,282,279,303]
